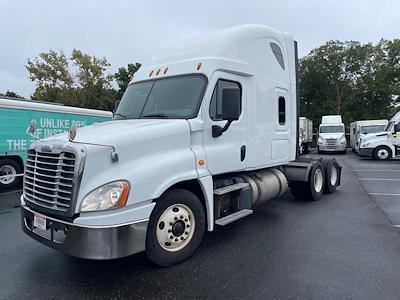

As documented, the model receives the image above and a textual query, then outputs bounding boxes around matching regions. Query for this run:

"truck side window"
[278,96,285,125]
[270,42,285,70]
[210,80,241,121]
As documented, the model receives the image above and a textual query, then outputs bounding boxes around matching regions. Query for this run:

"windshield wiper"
[114,113,127,119]
[141,113,169,119]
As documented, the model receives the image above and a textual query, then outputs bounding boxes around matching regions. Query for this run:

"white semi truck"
[299,117,313,154]
[317,115,346,154]
[358,112,400,160]
[349,119,388,152]
[20,25,342,267]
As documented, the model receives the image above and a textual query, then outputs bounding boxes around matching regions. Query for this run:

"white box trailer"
[350,119,388,152]
[299,117,313,154]
[20,25,342,267]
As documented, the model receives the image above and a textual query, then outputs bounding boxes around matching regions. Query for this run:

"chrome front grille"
[24,149,76,212]
[326,138,338,145]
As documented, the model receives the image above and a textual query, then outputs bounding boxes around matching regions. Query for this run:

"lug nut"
[180,215,184,219]
[174,217,178,221]
[169,222,173,226]
[168,229,172,233]
[175,238,179,242]
[185,231,189,235]
[186,225,190,228]
[170,235,174,239]
[181,237,184,240]
[185,218,188,222]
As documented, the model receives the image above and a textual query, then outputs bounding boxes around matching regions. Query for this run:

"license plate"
[33,214,47,230]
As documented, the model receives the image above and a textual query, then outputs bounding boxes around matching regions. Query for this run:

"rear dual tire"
[290,158,340,201]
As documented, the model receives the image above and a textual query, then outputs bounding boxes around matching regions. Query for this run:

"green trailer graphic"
[0,97,113,189]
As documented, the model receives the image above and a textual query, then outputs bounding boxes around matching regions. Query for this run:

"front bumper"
[21,205,148,260]
[358,147,374,157]
[318,144,347,152]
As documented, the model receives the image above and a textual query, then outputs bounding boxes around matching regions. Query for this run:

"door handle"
[241,145,246,161]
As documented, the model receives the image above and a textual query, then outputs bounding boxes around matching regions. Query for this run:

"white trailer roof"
[0,97,112,117]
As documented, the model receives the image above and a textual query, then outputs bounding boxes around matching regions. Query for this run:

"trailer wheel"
[290,162,325,201]
[373,146,392,161]
[322,158,340,193]
[146,189,205,267]
[0,159,22,189]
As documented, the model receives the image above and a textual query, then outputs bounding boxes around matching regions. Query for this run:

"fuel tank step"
[215,209,253,226]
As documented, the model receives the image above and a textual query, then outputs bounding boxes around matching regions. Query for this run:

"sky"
[0,0,399,98]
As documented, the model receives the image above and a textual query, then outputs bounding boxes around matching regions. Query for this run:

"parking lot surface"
[1,152,400,299]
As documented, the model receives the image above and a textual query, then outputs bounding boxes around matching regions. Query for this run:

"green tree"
[0,90,24,99]
[26,49,118,110]
[114,63,142,100]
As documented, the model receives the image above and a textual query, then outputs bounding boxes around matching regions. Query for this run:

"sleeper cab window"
[278,96,286,125]
[209,79,242,121]
[270,42,285,70]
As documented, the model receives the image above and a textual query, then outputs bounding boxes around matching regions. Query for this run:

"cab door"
[202,72,247,175]
[392,123,400,156]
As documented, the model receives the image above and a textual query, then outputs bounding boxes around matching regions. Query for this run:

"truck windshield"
[114,75,207,119]
[360,125,386,134]
[320,126,344,133]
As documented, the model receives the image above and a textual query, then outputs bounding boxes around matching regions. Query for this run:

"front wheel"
[373,146,392,161]
[146,189,205,267]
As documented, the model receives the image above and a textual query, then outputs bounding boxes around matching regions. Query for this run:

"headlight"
[80,181,129,212]
[317,137,324,145]
[361,143,370,148]
[340,137,346,144]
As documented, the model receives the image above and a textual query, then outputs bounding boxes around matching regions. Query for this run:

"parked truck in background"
[317,115,346,154]
[349,119,388,152]
[20,25,342,267]
[0,96,112,189]
[358,112,400,160]
[299,117,313,154]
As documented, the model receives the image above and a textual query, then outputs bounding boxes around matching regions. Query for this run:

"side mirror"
[114,100,121,114]
[221,89,241,121]
[394,123,400,133]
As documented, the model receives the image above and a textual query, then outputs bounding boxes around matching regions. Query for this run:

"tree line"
[4,39,399,125]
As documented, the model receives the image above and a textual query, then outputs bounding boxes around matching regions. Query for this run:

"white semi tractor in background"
[349,119,388,152]
[317,115,347,154]
[299,117,313,154]
[20,25,342,267]
[358,112,400,160]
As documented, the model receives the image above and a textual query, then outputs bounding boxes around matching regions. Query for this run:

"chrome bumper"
[21,205,148,260]
[318,144,346,152]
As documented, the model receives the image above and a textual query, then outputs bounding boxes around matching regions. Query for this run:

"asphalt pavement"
[1,152,400,299]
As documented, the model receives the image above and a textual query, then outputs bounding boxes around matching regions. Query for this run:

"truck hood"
[44,119,190,148]
[361,131,389,140]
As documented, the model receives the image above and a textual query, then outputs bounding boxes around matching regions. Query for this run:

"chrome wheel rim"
[156,204,195,252]
[377,149,389,160]
[330,165,338,186]
[0,165,16,184]
[314,168,323,193]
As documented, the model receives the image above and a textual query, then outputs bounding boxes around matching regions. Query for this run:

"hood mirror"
[26,119,39,139]
[68,123,78,141]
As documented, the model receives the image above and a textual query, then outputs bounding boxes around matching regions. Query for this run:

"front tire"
[373,146,392,161]
[146,189,206,267]
[0,159,22,189]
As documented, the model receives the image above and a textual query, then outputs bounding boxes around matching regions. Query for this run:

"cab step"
[213,182,249,195]
[215,209,253,226]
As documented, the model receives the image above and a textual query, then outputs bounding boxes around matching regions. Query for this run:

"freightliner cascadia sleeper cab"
[21,25,342,266]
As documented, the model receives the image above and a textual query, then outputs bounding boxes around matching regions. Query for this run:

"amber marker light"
[149,70,154,77]
[156,69,161,75]
[198,159,205,166]
[116,181,130,208]
[164,67,169,74]
[197,62,202,70]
